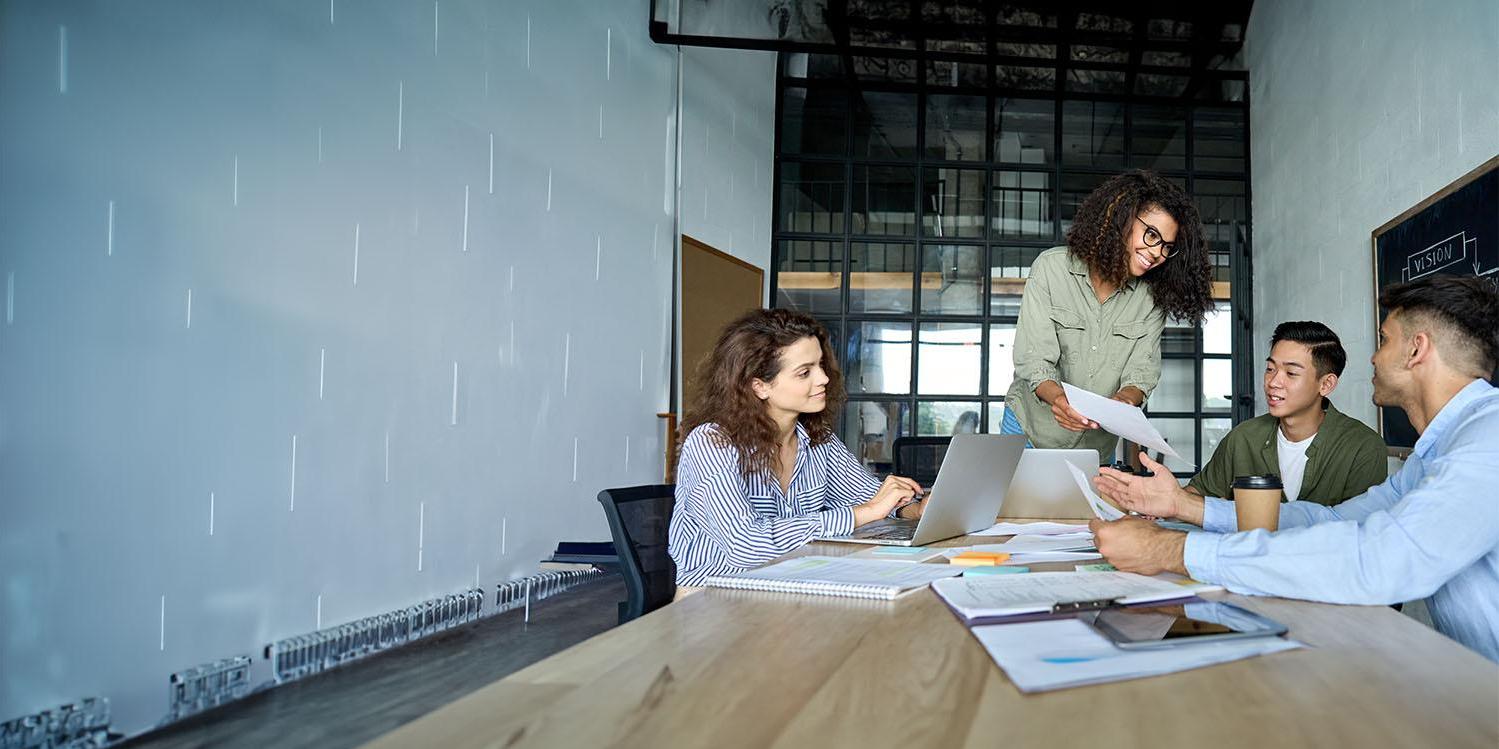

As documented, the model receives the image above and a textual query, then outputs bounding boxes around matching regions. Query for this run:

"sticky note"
[964,565,1030,575]
[950,551,1011,567]
[871,546,931,556]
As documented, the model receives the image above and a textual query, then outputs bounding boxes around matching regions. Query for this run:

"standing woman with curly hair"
[1003,170,1214,457]
[669,309,925,591]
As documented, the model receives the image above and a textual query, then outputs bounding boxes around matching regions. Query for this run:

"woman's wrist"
[1035,380,1062,406]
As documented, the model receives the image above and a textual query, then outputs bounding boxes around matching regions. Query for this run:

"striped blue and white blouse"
[669,421,884,586]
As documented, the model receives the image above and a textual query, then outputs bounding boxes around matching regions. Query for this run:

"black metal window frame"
[770,52,1253,477]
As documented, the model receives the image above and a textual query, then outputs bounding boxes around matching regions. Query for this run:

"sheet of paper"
[971,534,1096,554]
[969,618,1302,693]
[1061,382,1182,460]
[939,547,1101,564]
[1067,462,1126,521]
[972,521,1093,537]
[931,571,1193,617]
[729,556,963,591]
[1007,551,1103,563]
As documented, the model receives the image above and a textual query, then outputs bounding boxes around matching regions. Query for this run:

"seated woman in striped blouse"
[669,308,925,590]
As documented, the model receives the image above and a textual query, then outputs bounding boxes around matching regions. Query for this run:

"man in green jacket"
[1188,321,1388,506]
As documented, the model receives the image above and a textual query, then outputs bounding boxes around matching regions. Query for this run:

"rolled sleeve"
[817,506,856,537]
[1012,263,1063,392]
[1200,495,1238,532]
[822,437,885,508]
[1183,531,1225,583]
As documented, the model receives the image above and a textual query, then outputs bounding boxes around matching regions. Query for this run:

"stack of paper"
[975,534,1096,554]
[972,521,1092,537]
[931,571,1196,622]
[957,533,1099,563]
[970,618,1301,693]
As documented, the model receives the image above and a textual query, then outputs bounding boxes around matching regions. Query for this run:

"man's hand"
[1088,517,1189,576]
[1092,452,1204,524]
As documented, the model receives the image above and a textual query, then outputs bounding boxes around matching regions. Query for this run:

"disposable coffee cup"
[1232,475,1283,532]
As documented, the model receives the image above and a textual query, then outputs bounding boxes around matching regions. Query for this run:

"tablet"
[1090,601,1288,649]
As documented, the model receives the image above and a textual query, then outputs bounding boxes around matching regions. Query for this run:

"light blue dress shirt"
[1184,378,1499,662]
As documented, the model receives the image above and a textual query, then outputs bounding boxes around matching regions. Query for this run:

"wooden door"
[680,234,764,432]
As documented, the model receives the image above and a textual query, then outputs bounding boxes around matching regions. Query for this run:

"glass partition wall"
[772,38,1250,477]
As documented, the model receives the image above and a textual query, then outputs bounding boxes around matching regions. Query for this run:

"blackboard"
[1371,155,1499,451]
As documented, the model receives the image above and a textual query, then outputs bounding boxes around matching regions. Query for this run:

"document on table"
[972,521,1092,537]
[941,547,1103,564]
[1061,382,1182,460]
[972,534,1096,554]
[969,618,1302,693]
[1067,462,1126,521]
[931,571,1195,619]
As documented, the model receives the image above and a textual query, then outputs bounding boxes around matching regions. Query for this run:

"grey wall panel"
[0,0,677,735]
[680,45,777,301]
[1245,0,1499,422]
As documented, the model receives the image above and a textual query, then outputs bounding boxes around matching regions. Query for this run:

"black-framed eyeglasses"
[1136,217,1177,259]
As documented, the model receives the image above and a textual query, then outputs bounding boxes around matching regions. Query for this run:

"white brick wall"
[1246,0,1499,424]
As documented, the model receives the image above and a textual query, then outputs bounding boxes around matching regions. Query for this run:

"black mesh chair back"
[597,485,676,623]
[892,436,951,487]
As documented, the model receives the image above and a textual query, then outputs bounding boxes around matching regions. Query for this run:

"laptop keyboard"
[858,526,916,540]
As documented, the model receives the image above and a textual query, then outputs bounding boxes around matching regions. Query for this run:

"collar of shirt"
[1063,249,1138,298]
[755,422,812,500]
[1412,378,1495,459]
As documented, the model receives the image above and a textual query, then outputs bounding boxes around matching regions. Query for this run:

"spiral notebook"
[703,556,964,600]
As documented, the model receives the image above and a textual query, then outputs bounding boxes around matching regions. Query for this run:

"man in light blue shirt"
[1088,276,1499,662]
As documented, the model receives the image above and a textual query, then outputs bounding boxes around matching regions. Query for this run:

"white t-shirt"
[1276,427,1316,502]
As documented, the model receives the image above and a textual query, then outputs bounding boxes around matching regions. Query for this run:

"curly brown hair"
[679,309,845,478]
[1065,170,1214,325]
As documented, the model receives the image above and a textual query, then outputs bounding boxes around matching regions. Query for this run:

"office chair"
[596,485,677,624]
[891,436,951,487]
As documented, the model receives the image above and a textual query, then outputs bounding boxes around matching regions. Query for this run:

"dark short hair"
[1270,321,1347,377]
[1378,276,1499,376]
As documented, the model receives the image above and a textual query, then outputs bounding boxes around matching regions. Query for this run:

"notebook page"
[931,571,1192,616]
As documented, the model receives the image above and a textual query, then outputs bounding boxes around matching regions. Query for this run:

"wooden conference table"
[363,520,1499,749]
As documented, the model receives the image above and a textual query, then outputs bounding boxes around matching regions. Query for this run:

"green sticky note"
[870,546,930,556]
[964,566,1030,575]
[1076,563,1117,572]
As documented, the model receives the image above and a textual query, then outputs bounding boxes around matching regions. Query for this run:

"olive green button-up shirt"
[1186,398,1390,506]
[1005,247,1165,456]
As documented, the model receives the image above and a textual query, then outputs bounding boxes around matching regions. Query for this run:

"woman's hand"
[1049,394,1098,432]
[854,475,922,526]
[895,496,926,520]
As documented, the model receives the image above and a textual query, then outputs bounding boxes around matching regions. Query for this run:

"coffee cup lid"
[1232,474,1283,489]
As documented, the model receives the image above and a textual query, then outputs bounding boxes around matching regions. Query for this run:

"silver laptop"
[1000,449,1101,519]
[825,434,1027,546]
